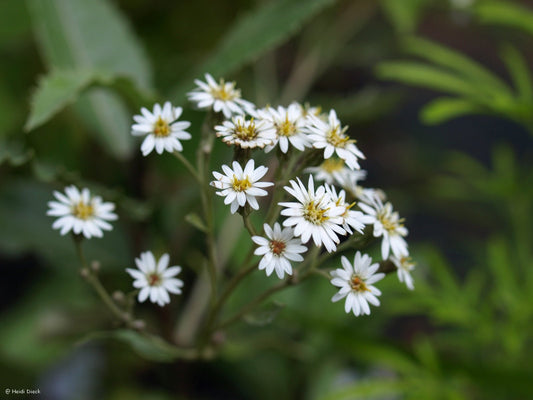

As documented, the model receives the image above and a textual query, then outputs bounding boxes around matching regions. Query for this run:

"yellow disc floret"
[350,275,369,292]
[153,117,171,137]
[303,200,330,225]
[326,126,354,148]
[232,175,252,192]
[73,201,94,220]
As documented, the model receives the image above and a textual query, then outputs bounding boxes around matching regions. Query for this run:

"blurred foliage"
[0,0,532,399]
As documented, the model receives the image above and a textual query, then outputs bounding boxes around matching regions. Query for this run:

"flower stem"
[173,151,201,182]
[73,237,132,326]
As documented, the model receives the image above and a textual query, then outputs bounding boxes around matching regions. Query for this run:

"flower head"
[257,104,309,153]
[359,197,408,260]
[390,254,415,290]
[211,159,274,214]
[330,252,385,316]
[306,158,358,186]
[325,185,372,235]
[305,109,364,170]
[252,223,307,279]
[215,115,276,149]
[126,251,184,306]
[131,102,191,156]
[188,73,255,118]
[47,185,117,239]
[279,175,346,252]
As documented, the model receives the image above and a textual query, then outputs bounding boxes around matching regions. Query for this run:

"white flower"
[131,102,191,156]
[390,255,415,290]
[330,252,385,316]
[305,109,364,170]
[306,158,364,187]
[279,175,346,252]
[325,185,372,235]
[257,104,309,153]
[187,73,255,118]
[251,223,307,279]
[211,159,274,214]
[47,185,117,239]
[215,115,276,149]
[126,251,184,306]
[359,197,408,260]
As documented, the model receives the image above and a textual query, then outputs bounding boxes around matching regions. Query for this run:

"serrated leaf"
[244,301,284,327]
[25,69,154,133]
[171,0,336,100]
[25,69,94,131]
[475,0,533,36]
[184,213,207,233]
[26,0,153,158]
[420,97,481,125]
[79,329,196,362]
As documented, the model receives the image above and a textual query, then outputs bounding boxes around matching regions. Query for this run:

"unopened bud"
[91,260,101,272]
[80,268,90,279]
[112,291,125,302]
[132,320,146,330]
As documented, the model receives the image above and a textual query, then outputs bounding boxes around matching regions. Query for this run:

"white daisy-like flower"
[131,102,191,156]
[292,102,322,119]
[325,185,372,235]
[305,109,364,170]
[126,251,184,307]
[215,115,276,149]
[251,223,307,279]
[390,254,415,290]
[306,158,363,187]
[257,104,309,153]
[187,73,255,118]
[330,252,385,316]
[279,175,346,253]
[210,159,274,214]
[359,197,409,260]
[47,185,117,239]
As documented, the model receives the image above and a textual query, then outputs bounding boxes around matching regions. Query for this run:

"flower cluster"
[46,72,416,320]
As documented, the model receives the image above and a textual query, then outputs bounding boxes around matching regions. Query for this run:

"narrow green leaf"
[376,61,483,99]
[403,36,512,97]
[171,0,336,100]
[379,0,430,33]
[500,45,533,101]
[475,0,533,36]
[26,0,153,158]
[184,213,207,233]
[420,97,481,125]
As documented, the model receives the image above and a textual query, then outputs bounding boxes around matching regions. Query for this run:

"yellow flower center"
[326,126,353,148]
[234,119,258,141]
[232,175,252,192]
[73,201,94,220]
[211,80,240,101]
[148,273,162,287]
[378,212,404,233]
[269,240,286,256]
[350,275,369,292]
[303,200,330,225]
[321,158,345,173]
[277,117,296,137]
[153,117,171,137]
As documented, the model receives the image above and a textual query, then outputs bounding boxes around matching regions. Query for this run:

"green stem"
[242,212,257,237]
[173,151,201,182]
[73,237,132,326]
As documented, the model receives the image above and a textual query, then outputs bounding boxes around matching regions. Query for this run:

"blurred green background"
[0,0,532,399]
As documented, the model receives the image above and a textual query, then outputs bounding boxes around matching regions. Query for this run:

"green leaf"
[376,61,483,99]
[80,329,196,362]
[171,0,336,99]
[475,0,533,36]
[26,0,153,158]
[184,213,207,233]
[25,69,94,131]
[500,45,533,101]
[403,37,512,98]
[380,0,430,33]
[420,97,482,125]
[25,69,154,132]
